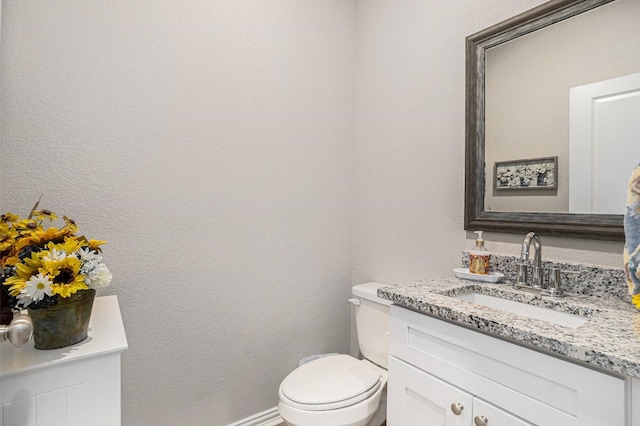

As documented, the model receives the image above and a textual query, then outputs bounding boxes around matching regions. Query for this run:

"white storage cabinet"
[0,296,128,426]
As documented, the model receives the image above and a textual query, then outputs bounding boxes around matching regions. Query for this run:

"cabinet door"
[473,398,533,426]
[388,356,473,426]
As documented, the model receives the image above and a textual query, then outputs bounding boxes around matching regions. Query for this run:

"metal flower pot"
[28,289,96,350]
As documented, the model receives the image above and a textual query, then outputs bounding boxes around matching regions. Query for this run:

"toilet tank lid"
[352,282,393,306]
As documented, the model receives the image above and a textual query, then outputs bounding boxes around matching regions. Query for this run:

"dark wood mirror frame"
[464,0,624,241]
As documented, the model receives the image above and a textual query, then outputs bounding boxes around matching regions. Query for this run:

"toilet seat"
[279,355,382,411]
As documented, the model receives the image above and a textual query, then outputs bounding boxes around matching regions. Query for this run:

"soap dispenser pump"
[469,231,491,275]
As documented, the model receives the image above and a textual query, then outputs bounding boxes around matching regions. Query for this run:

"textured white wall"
[0,1,354,424]
[1,0,629,424]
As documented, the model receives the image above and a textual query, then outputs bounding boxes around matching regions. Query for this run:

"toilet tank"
[351,282,393,369]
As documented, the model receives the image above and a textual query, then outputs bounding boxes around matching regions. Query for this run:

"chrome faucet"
[516,232,544,289]
[514,232,564,296]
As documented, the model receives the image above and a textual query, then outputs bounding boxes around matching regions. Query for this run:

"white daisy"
[42,248,68,262]
[16,294,34,308]
[75,247,103,263]
[76,247,103,275]
[22,273,53,304]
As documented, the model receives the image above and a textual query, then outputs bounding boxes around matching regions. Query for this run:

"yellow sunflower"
[44,237,83,256]
[45,256,88,298]
[88,239,107,251]
[20,252,44,275]
[33,209,58,222]
[4,275,27,297]
[62,215,79,233]
[12,219,42,236]
[10,227,74,256]
[36,226,75,243]
[4,251,43,296]
[0,212,19,223]
[0,224,18,252]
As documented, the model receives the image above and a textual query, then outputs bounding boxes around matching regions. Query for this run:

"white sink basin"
[453,292,589,328]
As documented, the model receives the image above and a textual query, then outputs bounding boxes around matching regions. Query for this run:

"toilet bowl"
[277,282,392,426]
[278,355,387,426]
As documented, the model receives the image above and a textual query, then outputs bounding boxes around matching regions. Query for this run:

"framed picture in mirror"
[494,156,557,191]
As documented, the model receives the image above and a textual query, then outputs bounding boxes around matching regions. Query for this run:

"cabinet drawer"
[390,305,626,426]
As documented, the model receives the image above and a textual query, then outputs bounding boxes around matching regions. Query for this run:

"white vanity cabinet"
[0,296,128,426]
[388,305,629,425]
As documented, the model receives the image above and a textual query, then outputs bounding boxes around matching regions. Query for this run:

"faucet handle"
[543,268,564,297]
[532,266,546,288]
[516,261,528,286]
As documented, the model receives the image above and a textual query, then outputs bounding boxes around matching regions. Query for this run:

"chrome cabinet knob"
[474,415,489,426]
[0,312,33,348]
[450,402,464,415]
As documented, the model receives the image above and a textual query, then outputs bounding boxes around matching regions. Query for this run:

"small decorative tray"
[453,268,504,283]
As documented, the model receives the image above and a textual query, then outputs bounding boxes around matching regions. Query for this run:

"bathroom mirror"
[465,0,634,241]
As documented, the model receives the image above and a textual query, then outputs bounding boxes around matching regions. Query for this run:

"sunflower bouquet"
[0,208,112,311]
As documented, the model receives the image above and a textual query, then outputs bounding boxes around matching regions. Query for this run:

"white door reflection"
[570,72,640,214]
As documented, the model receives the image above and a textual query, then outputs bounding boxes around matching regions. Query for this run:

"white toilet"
[277,282,391,426]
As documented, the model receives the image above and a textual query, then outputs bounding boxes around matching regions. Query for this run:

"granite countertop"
[378,275,640,379]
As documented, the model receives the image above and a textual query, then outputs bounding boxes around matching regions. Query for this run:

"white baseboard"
[226,407,282,426]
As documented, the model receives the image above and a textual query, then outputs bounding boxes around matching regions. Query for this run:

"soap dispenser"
[469,231,491,275]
